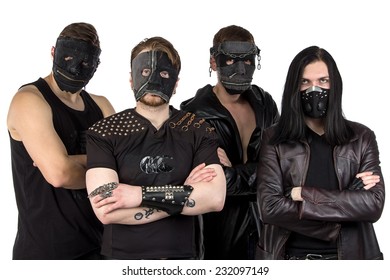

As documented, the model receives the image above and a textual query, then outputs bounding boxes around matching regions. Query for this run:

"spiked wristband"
[141,184,193,215]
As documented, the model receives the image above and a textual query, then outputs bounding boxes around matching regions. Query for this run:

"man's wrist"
[140,184,193,215]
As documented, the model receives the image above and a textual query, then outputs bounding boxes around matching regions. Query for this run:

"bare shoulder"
[8,84,48,115]
[7,84,52,139]
[89,93,116,117]
[12,84,45,100]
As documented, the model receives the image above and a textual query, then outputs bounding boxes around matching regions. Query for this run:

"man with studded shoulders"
[86,36,226,260]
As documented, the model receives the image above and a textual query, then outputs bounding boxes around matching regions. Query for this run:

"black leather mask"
[52,38,101,93]
[301,86,329,118]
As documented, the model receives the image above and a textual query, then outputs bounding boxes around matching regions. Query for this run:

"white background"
[1,0,389,278]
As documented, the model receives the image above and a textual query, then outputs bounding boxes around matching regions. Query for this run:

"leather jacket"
[256,121,385,260]
[181,84,279,259]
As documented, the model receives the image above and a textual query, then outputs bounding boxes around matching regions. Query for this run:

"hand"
[217,147,232,167]
[356,171,380,190]
[91,184,142,214]
[291,187,303,201]
[184,163,217,185]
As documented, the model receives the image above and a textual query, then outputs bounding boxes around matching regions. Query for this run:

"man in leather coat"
[256,46,384,260]
[181,25,279,259]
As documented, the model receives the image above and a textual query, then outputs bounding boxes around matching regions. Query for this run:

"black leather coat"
[256,121,385,260]
[181,84,279,259]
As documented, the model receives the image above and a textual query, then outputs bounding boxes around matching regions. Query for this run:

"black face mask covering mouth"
[300,86,329,118]
[211,41,259,95]
[52,38,101,94]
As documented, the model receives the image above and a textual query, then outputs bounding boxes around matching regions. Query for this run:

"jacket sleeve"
[257,129,341,242]
[224,163,257,196]
[299,128,385,223]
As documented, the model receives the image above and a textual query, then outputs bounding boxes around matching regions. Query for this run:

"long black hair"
[270,46,354,146]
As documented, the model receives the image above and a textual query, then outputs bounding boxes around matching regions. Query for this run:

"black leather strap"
[141,185,193,215]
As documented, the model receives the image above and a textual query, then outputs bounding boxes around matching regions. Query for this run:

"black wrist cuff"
[141,185,193,215]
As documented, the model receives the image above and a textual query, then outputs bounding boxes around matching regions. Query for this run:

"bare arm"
[7,87,87,189]
[181,163,225,215]
[86,163,225,225]
[7,87,115,189]
[90,93,116,118]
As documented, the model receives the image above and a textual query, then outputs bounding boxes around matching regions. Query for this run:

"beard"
[139,94,167,107]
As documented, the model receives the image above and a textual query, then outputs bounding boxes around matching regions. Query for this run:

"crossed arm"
[7,85,115,189]
[290,171,380,201]
[86,163,226,225]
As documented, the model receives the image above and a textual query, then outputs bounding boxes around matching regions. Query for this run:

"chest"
[226,102,256,150]
[114,129,196,185]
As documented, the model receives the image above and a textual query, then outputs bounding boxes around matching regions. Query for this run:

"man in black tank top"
[7,22,115,259]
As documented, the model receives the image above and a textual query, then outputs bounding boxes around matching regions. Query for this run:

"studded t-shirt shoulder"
[89,109,146,137]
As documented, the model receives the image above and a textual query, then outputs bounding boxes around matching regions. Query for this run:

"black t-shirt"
[86,107,220,259]
[286,127,338,256]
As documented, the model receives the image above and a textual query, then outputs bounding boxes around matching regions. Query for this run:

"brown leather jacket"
[256,121,385,260]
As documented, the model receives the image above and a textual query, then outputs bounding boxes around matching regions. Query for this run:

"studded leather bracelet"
[140,184,193,215]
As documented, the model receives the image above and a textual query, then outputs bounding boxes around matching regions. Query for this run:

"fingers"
[362,176,380,187]
[217,147,225,155]
[217,147,232,167]
[355,171,380,190]
[92,194,122,214]
[191,173,215,183]
[364,183,377,190]
[185,167,217,184]
[92,195,112,207]
[187,163,206,178]
[356,171,374,179]
[104,202,120,214]
[357,172,380,183]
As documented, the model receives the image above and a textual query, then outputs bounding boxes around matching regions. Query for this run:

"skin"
[7,47,115,189]
[290,61,380,201]
[210,55,256,164]
[86,48,226,225]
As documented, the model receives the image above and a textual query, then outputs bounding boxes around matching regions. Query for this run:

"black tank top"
[10,78,104,259]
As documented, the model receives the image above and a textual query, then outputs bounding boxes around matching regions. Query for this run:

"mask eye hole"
[226,58,234,65]
[142,68,151,77]
[160,71,169,79]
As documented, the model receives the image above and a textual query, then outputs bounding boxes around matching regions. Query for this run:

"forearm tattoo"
[134,199,195,221]
[134,208,160,221]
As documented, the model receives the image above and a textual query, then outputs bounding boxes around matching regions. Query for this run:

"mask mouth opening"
[55,68,86,83]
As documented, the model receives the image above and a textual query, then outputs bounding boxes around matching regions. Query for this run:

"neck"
[305,117,325,135]
[136,102,170,129]
[213,83,242,105]
[45,74,81,100]
[44,74,84,111]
